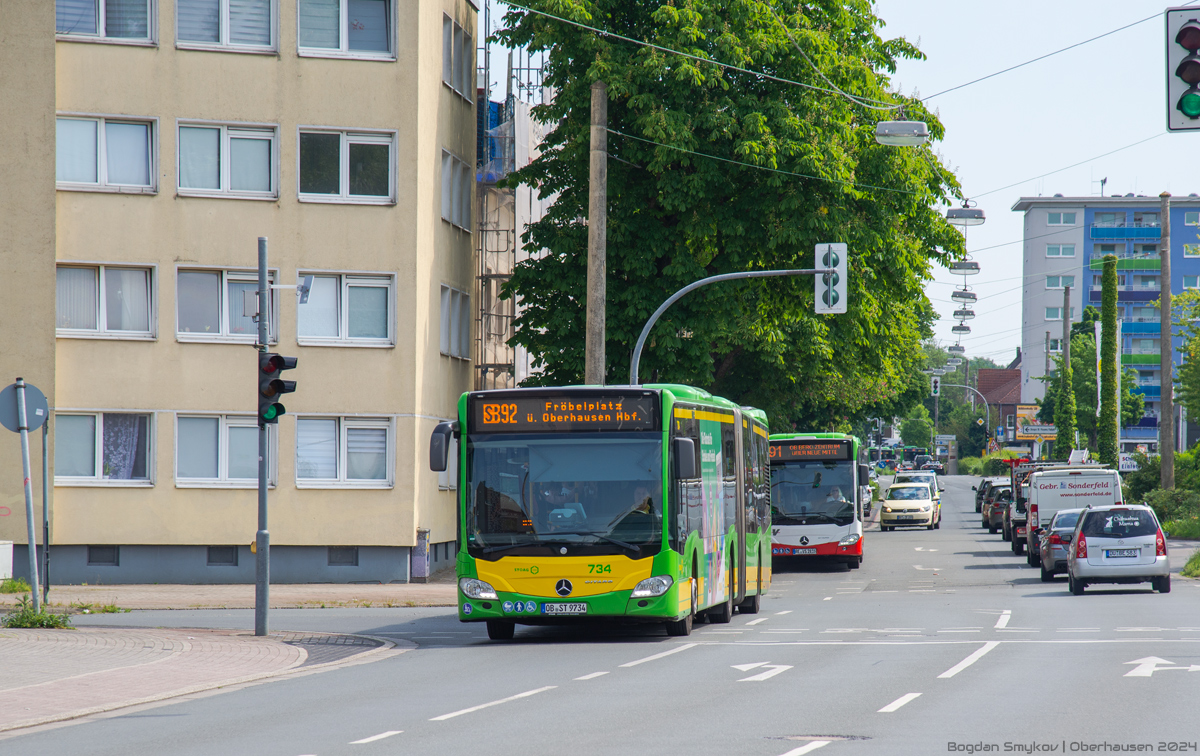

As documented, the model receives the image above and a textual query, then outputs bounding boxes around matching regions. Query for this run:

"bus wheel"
[486,620,515,641]
[848,556,861,569]
[707,567,733,624]
[737,589,760,614]
[666,579,696,636]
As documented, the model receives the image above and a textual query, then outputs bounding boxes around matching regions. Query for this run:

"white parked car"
[1066,504,1170,595]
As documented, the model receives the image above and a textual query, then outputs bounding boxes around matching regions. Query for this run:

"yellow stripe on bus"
[693,410,734,424]
[753,424,767,438]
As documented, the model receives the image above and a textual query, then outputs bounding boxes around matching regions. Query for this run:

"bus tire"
[848,556,861,569]
[737,590,760,614]
[486,620,515,641]
[666,578,696,636]
[707,566,734,624]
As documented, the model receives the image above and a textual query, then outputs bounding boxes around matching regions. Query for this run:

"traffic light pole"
[255,237,270,637]
[629,268,833,385]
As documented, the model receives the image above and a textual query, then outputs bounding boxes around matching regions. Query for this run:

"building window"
[440,150,471,229]
[1048,338,1063,353]
[56,0,151,41]
[298,130,394,203]
[1134,211,1159,226]
[1187,211,1200,226]
[441,14,473,100]
[177,123,277,198]
[177,269,277,342]
[1185,275,1199,290]
[1046,244,1075,258]
[328,546,359,566]
[87,546,120,566]
[56,116,154,191]
[1094,211,1122,226]
[177,0,275,51]
[207,546,239,566]
[1045,275,1075,289]
[1045,307,1075,321]
[440,285,471,359]
[1047,211,1076,225]
[296,417,392,487]
[296,273,393,346]
[176,415,270,486]
[1132,306,1159,320]
[298,0,392,58]
[56,265,154,338]
[1185,244,1200,258]
[55,413,152,485]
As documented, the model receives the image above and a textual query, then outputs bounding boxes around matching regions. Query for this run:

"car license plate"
[542,603,588,615]
[793,548,817,555]
[1106,549,1138,558]
[898,515,913,521]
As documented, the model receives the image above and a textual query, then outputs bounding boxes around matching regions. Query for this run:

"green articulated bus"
[429,384,771,640]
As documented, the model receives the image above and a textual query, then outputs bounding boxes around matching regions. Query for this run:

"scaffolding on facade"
[474,2,547,391]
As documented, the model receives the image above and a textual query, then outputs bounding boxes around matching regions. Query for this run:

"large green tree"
[1172,290,1200,445]
[1098,255,1119,467]
[497,0,966,429]
[1038,333,1144,447]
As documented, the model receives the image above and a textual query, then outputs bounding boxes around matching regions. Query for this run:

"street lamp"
[951,324,971,335]
[948,344,966,354]
[951,289,977,304]
[874,120,929,146]
[949,261,981,276]
[952,309,976,320]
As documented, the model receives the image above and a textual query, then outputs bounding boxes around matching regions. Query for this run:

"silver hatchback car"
[1067,504,1170,595]
[1038,507,1083,581]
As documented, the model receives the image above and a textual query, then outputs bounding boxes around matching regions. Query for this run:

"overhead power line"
[970,134,1166,199]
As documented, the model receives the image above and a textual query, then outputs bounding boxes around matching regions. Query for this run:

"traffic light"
[814,243,848,314]
[258,353,297,425]
[931,376,941,397]
[1167,9,1200,130]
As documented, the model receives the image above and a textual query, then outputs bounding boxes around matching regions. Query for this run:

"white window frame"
[1047,211,1076,226]
[441,149,472,230]
[295,272,395,347]
[176,0,278,53]
[1185,275,1200,290]
[56,114,158,194]
[174,414,275,488]
[56,0,157,45]
[296,0,396,61]
[1048,338,1063,353]
[294,416,394,489]
[53,411,155,487]
[1186,211,1200,226]
[441,14,473,101]
[1045,307,1076,321]
[1045,275,1074,290]
[176,120,279,200]
[440,284,471,359]
[1045,244,1075,258]
[175,267,278,343]
[1185,244,1200,258]
[56,263,157,340]
[297,128,396,204]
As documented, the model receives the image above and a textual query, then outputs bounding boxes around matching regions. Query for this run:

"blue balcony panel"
[1132,385,1161,398]
[1135,417,1159,428]
[1122,321,1161,334]
[1121,426,1159,440]
[1090,226,1162,240]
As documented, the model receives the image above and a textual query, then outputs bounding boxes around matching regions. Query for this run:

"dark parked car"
[982,486,1012,534]
[973,476,1008,514]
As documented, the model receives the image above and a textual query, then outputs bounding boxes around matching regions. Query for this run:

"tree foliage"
[1171,290,1200,432]
[1098,255,1119,467]
[900,404,933,448]
[497,0,966,429]
[1038,333,1144,448]
[1054,336,1077,456]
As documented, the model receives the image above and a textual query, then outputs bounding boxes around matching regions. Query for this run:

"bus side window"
[742,422,757,533]
[756,430,770,529]
[672,410,703,544]
[723,421,738,530]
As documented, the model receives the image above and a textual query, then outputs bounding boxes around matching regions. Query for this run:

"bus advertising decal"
[471,394,658,432]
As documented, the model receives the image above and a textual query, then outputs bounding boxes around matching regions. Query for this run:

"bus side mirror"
[858,464,870,486]
[430,421,456,472]
[674,437,697,479]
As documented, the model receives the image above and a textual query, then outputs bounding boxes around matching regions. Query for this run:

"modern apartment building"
[0,0,478,583]
[1014,194,1200,453]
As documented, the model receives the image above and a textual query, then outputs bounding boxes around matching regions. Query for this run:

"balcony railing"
[1119,316,1161,323]
[1089,283,1160,292]
[1090,223,1162,240]
[1122,347,1161,355]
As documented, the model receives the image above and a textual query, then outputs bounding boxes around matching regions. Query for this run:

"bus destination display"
[769,440,852,461]
[471,395,658,432]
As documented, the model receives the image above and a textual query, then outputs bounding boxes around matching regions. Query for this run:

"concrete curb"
[0,631,412,735]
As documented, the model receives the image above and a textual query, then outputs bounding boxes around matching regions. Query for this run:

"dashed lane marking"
[775,610,793,615]
[574,671,609,680]
[878,692,921,712]
[778,741,831,755]
[995,610,1012,629]
[350,731,402,744]
[938,641,1000,679]
[746,618,769,626]
[823,597,832,601]
[619,643,698,668]
[430,686,557,721]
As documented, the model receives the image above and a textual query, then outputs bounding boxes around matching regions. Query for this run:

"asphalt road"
[6,476,1200,756]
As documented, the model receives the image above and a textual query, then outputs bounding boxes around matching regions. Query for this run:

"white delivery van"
[1023,467,1122,566]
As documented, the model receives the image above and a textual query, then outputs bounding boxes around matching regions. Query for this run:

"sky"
[478,1,1200,365]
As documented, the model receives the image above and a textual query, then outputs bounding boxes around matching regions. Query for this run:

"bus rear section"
[431,385,770,640]
[768,434,869,569]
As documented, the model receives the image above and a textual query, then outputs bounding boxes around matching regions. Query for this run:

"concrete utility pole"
[1161,192,1175,489]
[1045,331,1051,378]
[585,81,607,385]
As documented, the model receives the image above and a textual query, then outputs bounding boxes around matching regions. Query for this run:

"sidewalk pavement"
[0,627,407,733]
[0,581,457,611]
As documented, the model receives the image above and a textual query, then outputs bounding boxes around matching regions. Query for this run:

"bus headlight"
[839,534,861,547]
[459,578,498,600]
[631,575,673,597]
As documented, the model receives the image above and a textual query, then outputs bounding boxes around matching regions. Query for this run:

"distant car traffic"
[1067,504,1170,595]
[973,477,1008,513]
[981,485,1011,533]
[920,460,945,474]
[880,482,940,531]
[1037,508,1083,581]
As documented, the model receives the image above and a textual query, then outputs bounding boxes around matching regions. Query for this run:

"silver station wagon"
[1067,504,1170,595]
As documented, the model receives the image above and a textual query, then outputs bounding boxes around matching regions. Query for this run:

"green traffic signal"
[258,352,297,425]
[1181,89,1200,119]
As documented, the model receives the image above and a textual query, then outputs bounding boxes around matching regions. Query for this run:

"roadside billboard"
[1015,404,1055,441]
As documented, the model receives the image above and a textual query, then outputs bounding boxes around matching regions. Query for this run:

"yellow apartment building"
[0,0,476,583]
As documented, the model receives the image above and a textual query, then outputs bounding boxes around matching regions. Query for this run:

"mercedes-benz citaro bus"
[429,385,771,641]
[768,433,870,569]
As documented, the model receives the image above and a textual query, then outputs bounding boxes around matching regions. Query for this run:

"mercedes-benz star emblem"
[799,536,809,546]
[555,579,573,597]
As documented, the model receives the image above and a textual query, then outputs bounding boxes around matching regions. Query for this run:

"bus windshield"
[770,460,856,526]
[465,433,663,557]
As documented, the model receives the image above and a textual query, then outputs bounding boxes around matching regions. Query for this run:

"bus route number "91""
[482,403,518,424]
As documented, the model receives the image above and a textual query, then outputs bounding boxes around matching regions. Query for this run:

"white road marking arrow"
[913,565,942,571]
[731,662,770,672]
[739,664,793,682]
[1123,657,1195,677]
[914,547,939,552]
